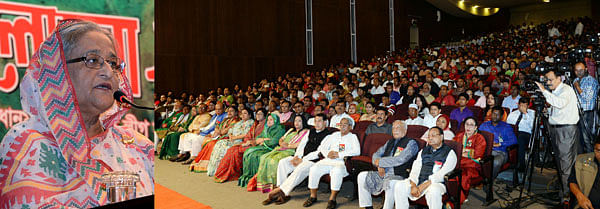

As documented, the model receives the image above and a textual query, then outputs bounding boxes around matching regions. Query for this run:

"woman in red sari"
[214,108,267,182]
[452,117,486,203]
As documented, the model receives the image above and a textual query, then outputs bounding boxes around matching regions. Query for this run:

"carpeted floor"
[155,183,212,209]
[156,157,559,209]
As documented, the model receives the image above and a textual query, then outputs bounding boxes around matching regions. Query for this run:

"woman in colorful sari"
[214,108,268,183]
[452,117,486,203]
[0,20,153,208]
[253,115,310,193]
[205,108,255,176]
[359,102,377,122]
[238,113,286,187]
[189,106,240,171]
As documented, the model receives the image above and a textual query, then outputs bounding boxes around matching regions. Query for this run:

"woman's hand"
[255,138,265,145]
[280,142,289,148]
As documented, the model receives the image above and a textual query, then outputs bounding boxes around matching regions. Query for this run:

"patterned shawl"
[0,19,154,209]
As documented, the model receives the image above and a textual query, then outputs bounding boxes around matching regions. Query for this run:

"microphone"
[113,91,154,110]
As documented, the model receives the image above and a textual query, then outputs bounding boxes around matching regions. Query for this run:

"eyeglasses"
[66,53,125,73]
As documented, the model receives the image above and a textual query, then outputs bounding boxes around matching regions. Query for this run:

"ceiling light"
[543,0,550,2]
[473,5,479,8]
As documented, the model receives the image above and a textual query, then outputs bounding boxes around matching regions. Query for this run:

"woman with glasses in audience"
[453,117,486,203]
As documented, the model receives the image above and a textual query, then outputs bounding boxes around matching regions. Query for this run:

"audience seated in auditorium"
[506,97,535,171]
[238,113,286,187]
[330,101,355,129]
[175,103,227,161]
[433,85,455,106]
[365,107,393,136]
[153,17,600,209]
[393,126,457,209]
[423,102,442,128]
[478,106,517,179]
[214,108,267,182]
[188,107,240,171]
[303,118,360,209]
[450,93,474,128]
[203,108,255,175]
[452,117,486,203]
[263,114,333,205]
[357,120,419,209]
[422,114,455,141]
[501,85,521,112]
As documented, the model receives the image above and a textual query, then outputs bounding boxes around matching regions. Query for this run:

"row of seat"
[281,119,519,208]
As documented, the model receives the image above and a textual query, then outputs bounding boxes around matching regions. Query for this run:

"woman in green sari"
[254,115,309,193]
[238,113,285,187]
[159,105,196,160]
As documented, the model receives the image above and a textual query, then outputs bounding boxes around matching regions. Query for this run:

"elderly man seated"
[303,118,360,209]
[393,126,457,209]
[357,120,419,209]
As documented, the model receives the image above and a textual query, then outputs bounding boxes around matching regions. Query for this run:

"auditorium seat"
[441,105,456,116]
[478,130,518,205]
[406,125,429,140]
[353,121,373,149]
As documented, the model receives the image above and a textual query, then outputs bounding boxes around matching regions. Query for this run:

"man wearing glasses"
[291,101,311,122]
[535,68,580,206]
[393,126,457,209]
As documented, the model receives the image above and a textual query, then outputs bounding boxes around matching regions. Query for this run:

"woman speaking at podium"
[0,19,154,208]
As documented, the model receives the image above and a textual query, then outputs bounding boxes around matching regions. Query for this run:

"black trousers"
[516,131,531,171]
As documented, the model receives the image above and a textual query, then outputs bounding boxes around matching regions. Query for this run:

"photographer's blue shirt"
[573,76,599,111]
[479,121,517,153]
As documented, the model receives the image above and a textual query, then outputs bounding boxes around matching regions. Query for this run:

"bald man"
[304,118,360,209]
[358,120,419,209]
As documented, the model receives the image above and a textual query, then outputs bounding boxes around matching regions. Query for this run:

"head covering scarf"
[438,114,451,130]
[0,19,153,209]
[256,113,285,140]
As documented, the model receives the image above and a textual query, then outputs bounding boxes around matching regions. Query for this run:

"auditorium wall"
[510,0,592,26]
[155,0,509,96]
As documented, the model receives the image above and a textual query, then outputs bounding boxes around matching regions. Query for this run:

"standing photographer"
[535,68,580,205]
[573,62,599,153]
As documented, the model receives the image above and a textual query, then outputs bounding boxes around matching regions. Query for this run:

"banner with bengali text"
[0,0,155,141]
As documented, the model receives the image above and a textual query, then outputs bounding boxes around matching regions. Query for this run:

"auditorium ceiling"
[426,0,564,17]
